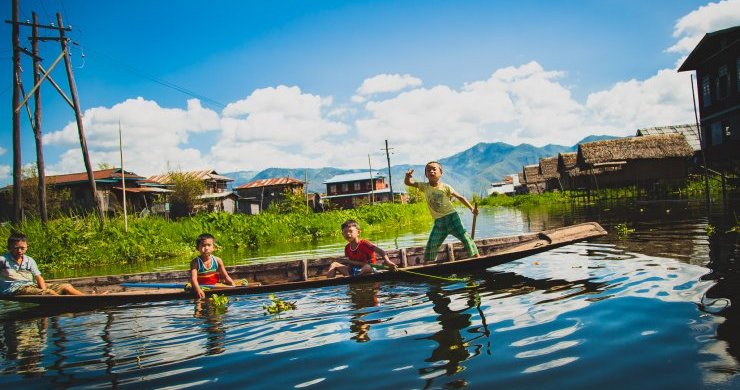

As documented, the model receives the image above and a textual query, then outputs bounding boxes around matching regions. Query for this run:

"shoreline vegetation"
[0,177,734,278]
[0,202,432,276]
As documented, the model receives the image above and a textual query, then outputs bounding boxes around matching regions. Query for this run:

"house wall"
[696,43,740,173]
[235,184,304,213]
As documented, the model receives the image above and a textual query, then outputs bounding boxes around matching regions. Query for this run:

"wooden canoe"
[0,222,607,309]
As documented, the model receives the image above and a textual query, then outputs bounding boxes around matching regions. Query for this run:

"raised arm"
[404,169,419,188]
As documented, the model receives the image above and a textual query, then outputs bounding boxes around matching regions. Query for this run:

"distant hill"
[222,135,624,196]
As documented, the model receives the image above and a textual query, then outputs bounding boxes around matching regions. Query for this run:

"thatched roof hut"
[577,134,693,167]
[523,164,544,183]
[522,164,545,194]
[539,157,559,179]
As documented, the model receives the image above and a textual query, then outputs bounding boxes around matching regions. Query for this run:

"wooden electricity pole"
[32,12,48,222]
[11,0,22,223]
[57,13,104,224]
[7,6,104,225]
[382,140,394,203]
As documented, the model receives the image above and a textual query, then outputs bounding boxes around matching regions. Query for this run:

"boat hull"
[0,222,607,309]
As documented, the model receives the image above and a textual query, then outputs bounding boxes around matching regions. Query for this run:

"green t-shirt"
[418,182,457,219]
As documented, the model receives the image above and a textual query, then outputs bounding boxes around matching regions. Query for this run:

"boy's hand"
[405,169,414,178]
[385,261,398,271]
[472,207,479,215]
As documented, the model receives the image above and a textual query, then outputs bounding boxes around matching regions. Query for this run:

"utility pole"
[382,140,394,203]
[368,154,374,204]
[11,0,22,224]
[32,12,48,222]
[7,7,103,225]
[57,12,104,225]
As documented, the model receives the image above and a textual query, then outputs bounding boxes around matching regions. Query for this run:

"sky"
[1,0,739,185]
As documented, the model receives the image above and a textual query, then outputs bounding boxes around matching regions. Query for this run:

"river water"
[0,199,738,389]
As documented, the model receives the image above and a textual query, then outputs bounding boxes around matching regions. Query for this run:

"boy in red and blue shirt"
[327,220,398,277]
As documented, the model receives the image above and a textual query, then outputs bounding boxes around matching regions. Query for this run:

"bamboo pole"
[119,121,128,232]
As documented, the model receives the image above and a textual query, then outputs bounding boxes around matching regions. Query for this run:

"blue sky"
[1,0,739,185]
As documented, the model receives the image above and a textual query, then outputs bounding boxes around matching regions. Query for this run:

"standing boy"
[405,161,479,261]
[0,233,84,296]
[189,233,236,299]
[327,220,398,278]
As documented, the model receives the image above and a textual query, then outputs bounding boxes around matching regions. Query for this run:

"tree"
[168,172,205,218]
[267,188,310,214]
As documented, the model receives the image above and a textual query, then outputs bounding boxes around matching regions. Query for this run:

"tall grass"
[0,202,430,274]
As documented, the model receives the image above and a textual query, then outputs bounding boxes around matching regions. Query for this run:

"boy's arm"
[216,258,235,285]
[452,192,479,215]
[372,246,398,270]
[404,169,419,188]
[189,261,205,299]
[34,274,47,290]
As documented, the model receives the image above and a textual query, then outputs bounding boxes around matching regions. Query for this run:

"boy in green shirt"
[405,161,479,261]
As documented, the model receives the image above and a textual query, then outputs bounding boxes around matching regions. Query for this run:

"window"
[702,76,712,107]
[341,183,349,192]
[353,182,361,191]
[329,185,336,194]
[711,122,723,146]
[717,65,729,100]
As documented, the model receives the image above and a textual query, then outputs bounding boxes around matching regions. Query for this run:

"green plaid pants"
[424,212,478,261]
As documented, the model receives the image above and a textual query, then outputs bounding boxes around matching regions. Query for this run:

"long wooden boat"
[0,222,607,309]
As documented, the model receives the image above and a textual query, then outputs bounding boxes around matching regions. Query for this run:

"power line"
[80,46,227,109]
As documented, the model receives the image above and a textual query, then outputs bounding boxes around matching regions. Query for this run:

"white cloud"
[355,74,423,97]
[0,146,5,156]
[0,165,9,180]
[668,0,740,56]
[354,61,593,163]
[43,97,220,177]
[213,85,350,171]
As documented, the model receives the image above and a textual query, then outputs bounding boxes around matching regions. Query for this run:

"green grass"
[1,202,430,275]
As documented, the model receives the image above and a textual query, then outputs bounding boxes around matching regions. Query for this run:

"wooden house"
[576,134,694,189]
[678,26,740,174]
[322,171,405,209]
[557,152,590,190]
[148,169,236,213]
[37,168,170,216]
[233,177,305,214]
[522,165,545,194]
[539,156,561,191]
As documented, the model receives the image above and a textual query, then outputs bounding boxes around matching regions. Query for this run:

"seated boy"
[327,220,398,278]
[189,233,236,299]
[0,233,84,296]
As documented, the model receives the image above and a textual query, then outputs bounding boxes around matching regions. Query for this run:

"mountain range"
[223,135,619,196]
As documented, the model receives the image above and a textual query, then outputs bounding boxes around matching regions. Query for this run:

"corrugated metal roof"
[324,171,385,184]
[636,124,701,151]
[148,169,234,184]
[235,177,304,189]
[47,168,145,185]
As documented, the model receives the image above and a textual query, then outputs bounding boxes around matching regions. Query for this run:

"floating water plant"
[705,224,716,236]
[263,294,297,315]
[209,293,229,308]
[614,223,635,237]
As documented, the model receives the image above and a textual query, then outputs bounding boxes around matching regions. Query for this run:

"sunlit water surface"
[1,200,738,389]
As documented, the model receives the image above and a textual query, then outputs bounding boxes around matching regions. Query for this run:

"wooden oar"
[373,265,469,283]
[471,201,478,239]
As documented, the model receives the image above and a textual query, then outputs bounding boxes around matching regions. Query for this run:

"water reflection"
[1,317,47,376]
[347,283,381,342]
[193,300,227,355]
